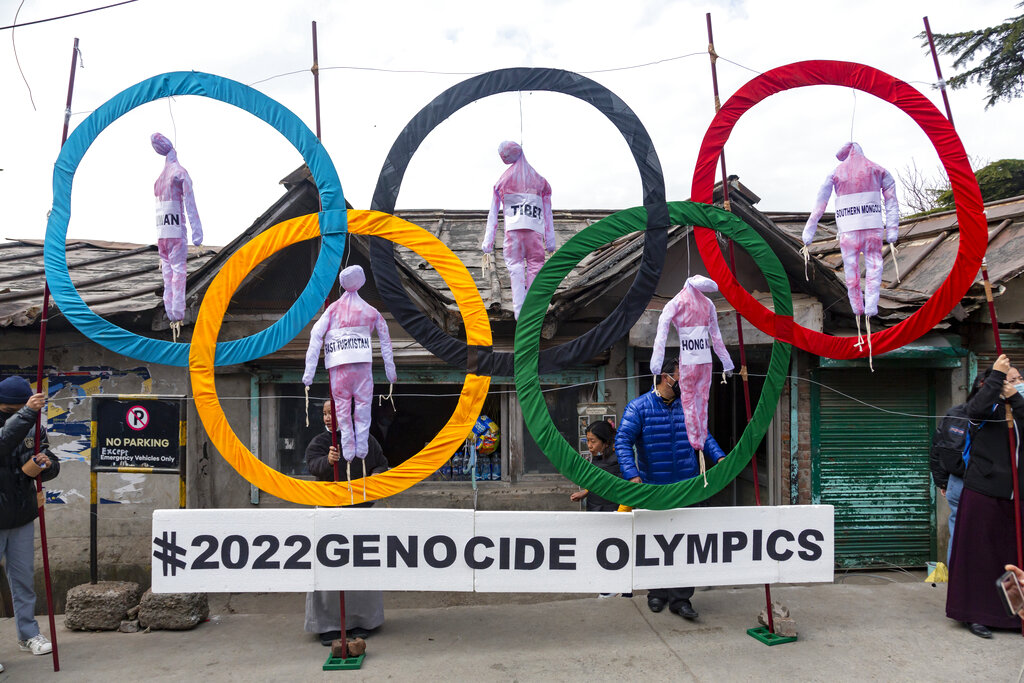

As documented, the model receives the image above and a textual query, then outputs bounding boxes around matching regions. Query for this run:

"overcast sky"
[2,0,1022,247]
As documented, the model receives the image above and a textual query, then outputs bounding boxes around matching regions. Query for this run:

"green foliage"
[933,159,1024,208]
[924,5,1024,108]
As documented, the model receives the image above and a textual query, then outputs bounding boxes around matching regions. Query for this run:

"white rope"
[799,245,810,281]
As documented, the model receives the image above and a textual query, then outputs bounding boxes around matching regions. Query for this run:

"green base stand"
[323,653,365,670]
[746,626,797,646]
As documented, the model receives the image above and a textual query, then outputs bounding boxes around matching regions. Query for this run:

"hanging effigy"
[650,275,734,484]
[303,265,397,498]
[151,132,203,340]
[801,142,900,364]
[480,141,555,319]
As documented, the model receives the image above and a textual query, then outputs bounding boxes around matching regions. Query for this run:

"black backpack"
[929,404,975,485]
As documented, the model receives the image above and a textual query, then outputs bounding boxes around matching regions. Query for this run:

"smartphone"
[996,570,1024,618]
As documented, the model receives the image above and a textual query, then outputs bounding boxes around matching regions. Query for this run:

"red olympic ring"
[691,60,987,359]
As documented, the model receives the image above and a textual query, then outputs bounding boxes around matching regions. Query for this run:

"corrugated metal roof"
[0,239,219,328]
[388,209,689,324]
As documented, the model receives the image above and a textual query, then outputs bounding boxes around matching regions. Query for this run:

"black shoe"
[967,622,992,639]
[346,627,371,640]
[670,601,699,620]
[319,630,342,646]
[648,597,667,613]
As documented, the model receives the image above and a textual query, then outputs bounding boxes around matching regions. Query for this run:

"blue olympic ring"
[43,71,347,366]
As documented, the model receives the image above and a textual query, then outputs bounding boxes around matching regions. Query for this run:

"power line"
[0,0,139,31]
[247,51,710,87]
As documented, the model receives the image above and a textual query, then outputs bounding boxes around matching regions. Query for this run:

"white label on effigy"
[502,192,545,235]
[324,326,372,368]
[155,200,185,239]
[678,326,712,365]
[152,506,834,593]
[833,190,883,233]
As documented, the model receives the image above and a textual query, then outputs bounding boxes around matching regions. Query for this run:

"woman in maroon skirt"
[946,355,1024,638]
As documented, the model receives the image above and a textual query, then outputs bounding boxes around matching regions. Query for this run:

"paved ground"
[2,574,1022,681]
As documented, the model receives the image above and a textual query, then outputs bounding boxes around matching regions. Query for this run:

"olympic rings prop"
[46,62,987,507]
[515,201,792,510]
[190,210,491,506]
[369,67,670,377]
[691,60,986,359]
[43,71,347,367]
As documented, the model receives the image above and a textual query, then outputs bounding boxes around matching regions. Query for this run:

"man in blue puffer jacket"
[615,357,726,620]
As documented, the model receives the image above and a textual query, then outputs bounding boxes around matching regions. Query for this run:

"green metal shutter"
[811,368,936,568]
[975,330,1024,378]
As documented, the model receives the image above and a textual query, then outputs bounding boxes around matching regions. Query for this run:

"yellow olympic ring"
[189,210,492,506]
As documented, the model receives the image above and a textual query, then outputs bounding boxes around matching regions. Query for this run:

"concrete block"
[64,581,140,631]
[333,637,366,657]
[119,619,141,633]
[757,599,790,625]
[774,617,798,637]
[758,600,797,637]
[138,589,209,630]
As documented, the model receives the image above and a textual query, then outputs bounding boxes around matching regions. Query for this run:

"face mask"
[671,379,681,399]
[1015,383,1024,397]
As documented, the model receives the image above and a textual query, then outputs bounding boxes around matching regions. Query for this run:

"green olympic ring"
[514,200,793,510]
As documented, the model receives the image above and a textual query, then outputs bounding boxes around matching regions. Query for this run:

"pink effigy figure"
[650,275,734,458]
[152,132,202,339]
[481,141,556,319]
[303,265,397,469]
[802,142,900,359]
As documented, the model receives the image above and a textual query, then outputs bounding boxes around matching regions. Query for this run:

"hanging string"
[849,88,857,142]
[518,91,524,146]
[167,95,178,148]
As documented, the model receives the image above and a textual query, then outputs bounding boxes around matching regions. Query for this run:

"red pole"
[923,17,955,126]
[706,13,774,634]
[30,36,80,673]
[311,21,323,141]
[924,16,1021,635]
[328,396,348,659]
[313,20,347,657]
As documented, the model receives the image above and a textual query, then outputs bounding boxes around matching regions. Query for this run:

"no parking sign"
[91,395,185,472]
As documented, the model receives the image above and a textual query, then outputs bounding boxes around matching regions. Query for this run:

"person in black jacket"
[304,400,389,646]
[946,355,1024,638]
[0,377,58,659]
[570,420,622,512]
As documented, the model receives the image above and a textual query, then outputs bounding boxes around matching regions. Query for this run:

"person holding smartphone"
[998,565,1024,620]
[0,376,59,662]
[946,355,1024,638]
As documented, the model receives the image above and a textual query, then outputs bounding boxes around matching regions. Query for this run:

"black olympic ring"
[369,67,669,376]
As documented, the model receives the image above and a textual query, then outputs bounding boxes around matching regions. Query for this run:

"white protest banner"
[152,506,834,593]
[314,508,475,591]
[631,506,834,588]
[151,509,315,593]
[472,511,633,593]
